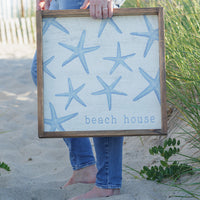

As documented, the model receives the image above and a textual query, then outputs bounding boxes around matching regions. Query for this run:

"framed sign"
[36,8,167,138]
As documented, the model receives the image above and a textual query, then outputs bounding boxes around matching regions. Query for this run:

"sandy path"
[0,44,195,200]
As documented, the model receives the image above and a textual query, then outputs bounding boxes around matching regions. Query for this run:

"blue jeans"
[31,0,123,189]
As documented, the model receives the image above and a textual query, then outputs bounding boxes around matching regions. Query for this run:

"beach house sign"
[36,8,167,138]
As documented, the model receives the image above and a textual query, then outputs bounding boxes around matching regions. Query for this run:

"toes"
[61,178,74,188]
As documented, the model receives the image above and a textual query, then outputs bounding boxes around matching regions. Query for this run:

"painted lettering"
[85,115,117,125]
[123,115,156,124]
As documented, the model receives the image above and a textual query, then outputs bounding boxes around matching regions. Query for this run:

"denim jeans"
[31,0,123,189]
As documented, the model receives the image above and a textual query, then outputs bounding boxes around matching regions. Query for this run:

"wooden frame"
[37,8,167,138]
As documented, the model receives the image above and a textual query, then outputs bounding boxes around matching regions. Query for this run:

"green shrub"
[0,162,10,175]
[140,138,194,182]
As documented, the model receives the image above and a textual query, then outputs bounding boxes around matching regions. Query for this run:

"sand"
[0,44,197,200]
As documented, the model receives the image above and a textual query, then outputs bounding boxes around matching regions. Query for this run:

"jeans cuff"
[96,183,121,189]
[73,161,96,171]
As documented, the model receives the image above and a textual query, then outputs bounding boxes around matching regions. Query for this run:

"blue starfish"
[43,56,56,79]
[58,30,100,74]
[98,18,122,38]
[43,18,69,35]
[130,15,159,57]
[133,67,160,103]
[92,76,127,111]
[103,42,136,74]
[44,102,78,131]
[55,78,86,110]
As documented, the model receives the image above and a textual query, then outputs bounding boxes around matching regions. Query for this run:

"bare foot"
[62,165,97,188]
[69,186,120,200]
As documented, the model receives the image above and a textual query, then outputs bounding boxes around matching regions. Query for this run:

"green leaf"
[164,140,168,148]
[149,149,154,155]
[160,160,168,167]
[169,147,173,155]
[143,166,149,171]
[0,162,10,172]
[158,145,164,154]
[159,166,164,172]
[164,151,169,160]
[172,138,176,146]
[152,147,158,154]
[168,138,172,146]
[140,170,145,174]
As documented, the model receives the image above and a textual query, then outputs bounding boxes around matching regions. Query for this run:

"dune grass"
[122,0,200,198]
[122,0,200,138]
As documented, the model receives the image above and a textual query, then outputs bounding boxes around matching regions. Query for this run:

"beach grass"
[122,0,200,198]
[122,0,200,137]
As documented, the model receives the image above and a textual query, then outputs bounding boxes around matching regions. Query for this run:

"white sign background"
[42,15,161,132]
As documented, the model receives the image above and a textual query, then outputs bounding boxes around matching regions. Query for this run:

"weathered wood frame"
[37,8,167,138]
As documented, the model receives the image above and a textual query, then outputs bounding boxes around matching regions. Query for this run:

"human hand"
[81,0,113,19]
[44,0,52,10]
[36,0,41,10]
[36,0,51,10]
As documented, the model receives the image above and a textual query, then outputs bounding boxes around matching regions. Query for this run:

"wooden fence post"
[10,19,18,44]
[0,0,36,44]
[0,20,7,44]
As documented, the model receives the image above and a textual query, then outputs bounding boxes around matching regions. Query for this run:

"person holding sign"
[32,0,124,199]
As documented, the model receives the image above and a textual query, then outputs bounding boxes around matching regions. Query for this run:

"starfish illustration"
[130,15,159,57]
[43,56,56,79]
[92,76,127,110]
[44,102,78,131]
[133,67,160,103]
[103,42,136,74]
[55,78,86,110]
[43,18,69,35]
[98,18,122,38]
[58,30,100,74]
